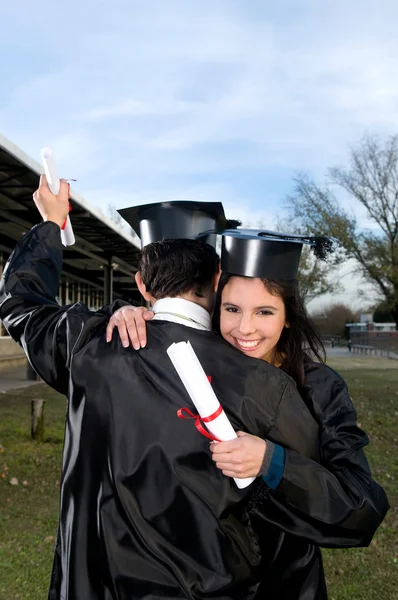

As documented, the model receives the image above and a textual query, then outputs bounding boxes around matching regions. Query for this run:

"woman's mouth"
[234,338,263,351]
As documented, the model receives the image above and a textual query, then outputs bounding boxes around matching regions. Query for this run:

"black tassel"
[226,219,242,229]
[310,236,335,260]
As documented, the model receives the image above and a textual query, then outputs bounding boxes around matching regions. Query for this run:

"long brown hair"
[212,273,325,389]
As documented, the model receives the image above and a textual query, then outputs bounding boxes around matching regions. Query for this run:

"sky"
[2,0,398,311]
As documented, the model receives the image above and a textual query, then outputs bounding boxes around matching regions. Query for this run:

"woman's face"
[220,276,287,364]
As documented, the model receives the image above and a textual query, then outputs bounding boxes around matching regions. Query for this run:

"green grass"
[0,358,397,599]
[0,385,66,600]
[321,359,398,600]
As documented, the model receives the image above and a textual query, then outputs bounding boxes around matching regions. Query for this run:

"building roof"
[0,133,140,299]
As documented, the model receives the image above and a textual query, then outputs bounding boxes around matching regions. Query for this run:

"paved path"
[326,346,398,370]
[326,347,352,359]
[0,366,41,393]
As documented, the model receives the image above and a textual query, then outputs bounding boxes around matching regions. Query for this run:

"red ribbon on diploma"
[61,202,72,231]
[177,375,222,441]
[177,405,223,442]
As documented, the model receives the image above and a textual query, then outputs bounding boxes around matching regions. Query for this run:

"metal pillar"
[103,259,113,305]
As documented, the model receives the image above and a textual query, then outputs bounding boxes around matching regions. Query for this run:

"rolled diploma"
[41,147,75,246]
[167,341,255,489]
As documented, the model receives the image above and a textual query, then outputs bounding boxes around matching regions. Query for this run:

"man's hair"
[139,239,219,299]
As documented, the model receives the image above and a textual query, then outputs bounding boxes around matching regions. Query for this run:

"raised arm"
[0,177,103,394]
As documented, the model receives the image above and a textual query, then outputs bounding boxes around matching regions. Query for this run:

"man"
[0,177,320,599]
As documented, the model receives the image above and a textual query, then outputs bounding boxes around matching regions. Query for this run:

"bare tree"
[311,303,360,338]
[297,245,340,303]
[288,134,398,328]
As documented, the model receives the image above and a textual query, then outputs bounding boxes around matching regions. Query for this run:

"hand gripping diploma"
[167,341,255,489]
[41,147,75,246]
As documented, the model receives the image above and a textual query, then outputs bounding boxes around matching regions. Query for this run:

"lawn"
[0,357,397,599]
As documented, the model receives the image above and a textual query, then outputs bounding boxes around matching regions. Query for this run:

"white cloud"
[307,258,381,313]
[2,0,398,310]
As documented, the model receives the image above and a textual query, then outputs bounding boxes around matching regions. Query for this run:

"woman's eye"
[258,310,273,316]
[225,307,239,313]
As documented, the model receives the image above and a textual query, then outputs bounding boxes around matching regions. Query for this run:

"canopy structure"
[0,133,141,309]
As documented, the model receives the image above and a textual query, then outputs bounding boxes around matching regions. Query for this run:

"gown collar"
[152,297,212,331]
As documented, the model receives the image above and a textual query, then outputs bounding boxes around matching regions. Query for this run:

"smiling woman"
[213,271,325,387]
[220,277,287,364]
[220,277,288,362]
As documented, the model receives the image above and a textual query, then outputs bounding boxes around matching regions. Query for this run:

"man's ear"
[135,272,152,302]
[213,263,221,292]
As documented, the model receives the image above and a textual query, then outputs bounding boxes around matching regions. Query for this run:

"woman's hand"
[106,305,154,349]
[209,431,266,479]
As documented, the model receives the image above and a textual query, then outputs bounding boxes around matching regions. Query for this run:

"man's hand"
[106,305,154,349]
[210,432,266,479]
[33,175,70,229]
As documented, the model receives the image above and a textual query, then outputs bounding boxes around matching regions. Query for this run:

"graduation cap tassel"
[310,237,335,261]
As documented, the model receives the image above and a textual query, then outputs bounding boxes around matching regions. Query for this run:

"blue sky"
[2,0,398,309]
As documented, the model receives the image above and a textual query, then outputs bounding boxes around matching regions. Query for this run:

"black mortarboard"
[117,201,231,248]
[218,229,333,279]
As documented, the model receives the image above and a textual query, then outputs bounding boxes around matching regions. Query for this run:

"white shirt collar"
[152,297,212,331]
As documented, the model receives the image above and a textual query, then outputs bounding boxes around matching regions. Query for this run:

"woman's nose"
[238,314,256,336]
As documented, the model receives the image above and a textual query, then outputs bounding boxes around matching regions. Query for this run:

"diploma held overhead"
[167,341,255,489]
[41,147,75,246]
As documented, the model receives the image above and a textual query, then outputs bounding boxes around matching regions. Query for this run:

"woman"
[106,228,389,599]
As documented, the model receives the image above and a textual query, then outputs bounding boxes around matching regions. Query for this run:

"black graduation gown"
[251,357,390,599]
[0,222,321,600]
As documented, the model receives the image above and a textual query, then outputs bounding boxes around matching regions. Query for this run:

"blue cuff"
[261,444,285,490]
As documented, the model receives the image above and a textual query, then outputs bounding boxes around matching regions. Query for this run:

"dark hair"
[139,239,219,299]
[212,273,325,389]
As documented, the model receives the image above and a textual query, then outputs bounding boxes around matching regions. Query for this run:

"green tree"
[288,134,398,328]
[372,300,394,322]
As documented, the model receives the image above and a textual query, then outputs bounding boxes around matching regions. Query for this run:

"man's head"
[135,238,220,313]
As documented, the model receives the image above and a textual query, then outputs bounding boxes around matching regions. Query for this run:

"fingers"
[105,319,116,343]
[119,315,135,349]
[210,439,240,454]
[106,306,148,350]
[59,179,70,202]
[107,312,132,347]
[37,175,69,199]
[215,462,252,477]
[33,175,70,227]
[210,434,266,479]
[39,174,50,191]
[236,430,248,437]
[106,310,140,349]
[132,308,149,347]
[143,310,155,320]
[220,470,239,478]
[126,315,141,350]
[211,452,241,464]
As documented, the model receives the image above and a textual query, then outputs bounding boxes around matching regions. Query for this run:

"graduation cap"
[217,228,333,280]
[117,201,232,248]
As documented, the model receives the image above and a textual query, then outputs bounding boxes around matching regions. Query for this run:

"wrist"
[43,216,64,229]
[258,439,274,477]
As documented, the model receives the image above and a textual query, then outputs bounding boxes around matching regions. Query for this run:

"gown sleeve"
[250,365,390,548]
[0,222,107,395]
